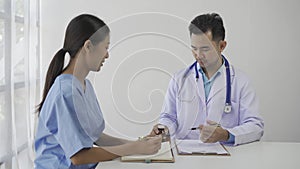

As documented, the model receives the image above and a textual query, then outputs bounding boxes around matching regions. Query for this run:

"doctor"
[150,13,264,145]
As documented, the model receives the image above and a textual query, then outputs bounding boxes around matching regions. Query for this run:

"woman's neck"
[62,57,89,90]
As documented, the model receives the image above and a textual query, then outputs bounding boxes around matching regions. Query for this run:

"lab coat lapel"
[185,69,206,104]
[207,65,235,103]
[195,72,206,105]
[207,66,226,103]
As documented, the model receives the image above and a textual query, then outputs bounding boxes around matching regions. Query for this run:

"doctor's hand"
[199,120,229,143]
[131,135,162,155]
[148,124,169,137]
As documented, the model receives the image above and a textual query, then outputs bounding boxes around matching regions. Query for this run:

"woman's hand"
[131,135,162,155]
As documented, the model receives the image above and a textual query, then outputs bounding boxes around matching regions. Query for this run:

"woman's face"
[87,35,110,72]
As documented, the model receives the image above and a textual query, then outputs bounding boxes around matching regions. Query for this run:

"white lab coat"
[159,64,264,146]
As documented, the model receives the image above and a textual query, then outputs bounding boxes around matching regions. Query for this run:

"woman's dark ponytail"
[36,49,66,113]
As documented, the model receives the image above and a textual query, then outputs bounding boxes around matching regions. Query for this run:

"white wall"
[41,0,300,142]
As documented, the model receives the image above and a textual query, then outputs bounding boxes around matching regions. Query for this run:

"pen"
[190,124,221,130]
[190,127,200,130]
[138,135,160,141]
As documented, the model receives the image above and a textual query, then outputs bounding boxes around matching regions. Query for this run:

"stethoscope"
[184,55,232,113]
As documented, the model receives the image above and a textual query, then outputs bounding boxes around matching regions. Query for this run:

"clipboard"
[175,139,230,156]
[121,141,175,163]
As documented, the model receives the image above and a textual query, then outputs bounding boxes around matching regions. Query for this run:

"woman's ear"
[83,40,93,53]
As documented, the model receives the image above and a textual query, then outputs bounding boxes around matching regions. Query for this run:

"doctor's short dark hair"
[189,13,225,42]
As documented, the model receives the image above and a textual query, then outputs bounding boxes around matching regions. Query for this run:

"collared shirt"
[35,74,105,169]
[198,62,224,101]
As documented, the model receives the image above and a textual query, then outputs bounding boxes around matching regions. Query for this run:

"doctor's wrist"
[221,129,230,142]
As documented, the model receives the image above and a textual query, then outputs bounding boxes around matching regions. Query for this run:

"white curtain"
[0,0,40,168]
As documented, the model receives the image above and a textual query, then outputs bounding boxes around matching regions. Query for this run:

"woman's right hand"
[131,135,162,155]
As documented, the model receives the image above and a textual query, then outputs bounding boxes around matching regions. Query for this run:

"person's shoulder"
[43,75,72,100]
[58,74,83,96]
[40,75,79,112]
[173,65,191,78]
[231,65,252,84]
[39,76,68,117]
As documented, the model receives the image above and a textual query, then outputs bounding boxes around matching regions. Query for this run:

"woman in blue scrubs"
[34,14,162,169]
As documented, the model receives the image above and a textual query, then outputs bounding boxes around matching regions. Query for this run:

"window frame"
[0,0,40,168]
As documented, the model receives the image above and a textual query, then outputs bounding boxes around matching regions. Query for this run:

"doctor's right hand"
[131,135,162,155]
[199,120,229,143]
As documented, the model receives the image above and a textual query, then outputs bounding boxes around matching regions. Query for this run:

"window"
[0,19,4,86]
[0,0,40,168]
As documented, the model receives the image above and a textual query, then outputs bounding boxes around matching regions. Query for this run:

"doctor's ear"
[219,40,227,52]
[83,40,94,53]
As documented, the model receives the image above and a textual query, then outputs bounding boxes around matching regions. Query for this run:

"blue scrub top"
[34,74,105,169]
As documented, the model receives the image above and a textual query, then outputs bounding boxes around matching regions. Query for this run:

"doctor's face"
[190,32,225,70]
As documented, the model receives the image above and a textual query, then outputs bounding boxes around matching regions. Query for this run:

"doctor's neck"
[201,56,223,79]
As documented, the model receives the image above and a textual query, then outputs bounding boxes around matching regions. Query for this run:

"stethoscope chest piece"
[224,103,232,113]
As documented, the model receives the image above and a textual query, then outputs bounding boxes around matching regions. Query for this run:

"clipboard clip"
[144,159,151,163]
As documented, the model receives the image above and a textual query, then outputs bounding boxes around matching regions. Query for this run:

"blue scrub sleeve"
[44,93,94,159]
